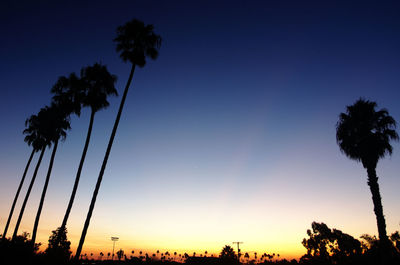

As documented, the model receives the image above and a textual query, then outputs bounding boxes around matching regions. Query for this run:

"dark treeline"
[1,222,400,264]
[1,15,400,265]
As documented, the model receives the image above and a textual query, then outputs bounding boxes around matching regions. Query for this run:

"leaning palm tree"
[2,119,46,239]
[58,63,117,232]
[12,112,48,240]
[336,98,398,243]
[74,19,161,260]
[31,104,71,245]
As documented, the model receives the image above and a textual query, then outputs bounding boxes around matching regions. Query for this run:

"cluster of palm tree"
[1,18,161,261]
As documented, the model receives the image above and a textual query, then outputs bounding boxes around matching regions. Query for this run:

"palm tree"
[12,111,48,240]
[74,18,161,260]
[31,104,71,245]
[2,116,47,239]
[57,63,117,233]
[336,99,398,243]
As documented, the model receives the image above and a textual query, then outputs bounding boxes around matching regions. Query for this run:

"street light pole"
[232,242,243,262]
[111,237,119,261]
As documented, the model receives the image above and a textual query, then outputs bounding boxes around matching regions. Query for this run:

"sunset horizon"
[1,1,400,264]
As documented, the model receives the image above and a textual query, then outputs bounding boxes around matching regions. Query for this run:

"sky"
[1,0,400,260]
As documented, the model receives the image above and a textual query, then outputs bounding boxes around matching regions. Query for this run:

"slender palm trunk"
[75,64,136,260]
[366,167,388,242]
[12,147,45,240]
[2,149,35,239]
[60,110,95,231]
[31,140,58,246]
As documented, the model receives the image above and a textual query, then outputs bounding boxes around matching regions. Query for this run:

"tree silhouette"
[74,18,161,260]
[244,252,249,263]
[2,112,48,239]
[336,99,398,243]
[31,104,70,246]
[58,63,117,233]
[302,221,362,263]
[45,226,71,264]
[12,111,49,240]
[220,245,236,261]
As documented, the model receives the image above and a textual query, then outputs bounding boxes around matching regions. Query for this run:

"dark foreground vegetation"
[1,221,400,265]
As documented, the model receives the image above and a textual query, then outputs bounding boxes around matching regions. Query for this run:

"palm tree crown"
[114,19,162,67]
[51,73,84,117]
[336,98,398,169]
[80,63,118,112]
[39,104,71,144]
[23,114,47,152]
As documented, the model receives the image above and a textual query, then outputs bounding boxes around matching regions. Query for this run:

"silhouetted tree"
[31,104,70,246]
[0,232,40,264]
[220,245,237,262]
[390,231,400,252]
[244,252,250,263]
[74,18,161,260]
[301,222,362,264]
[2,113,47,239]
[12,111,49,239]
[45,226,71,264]
[336,99,398,243]
[56,64,117,241]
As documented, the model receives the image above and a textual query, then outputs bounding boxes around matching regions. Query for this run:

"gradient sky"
[1,0,400,260]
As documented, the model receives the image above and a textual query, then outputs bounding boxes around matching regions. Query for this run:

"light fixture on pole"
[111,237,119,260]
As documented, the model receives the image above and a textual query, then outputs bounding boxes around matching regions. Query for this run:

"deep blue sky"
[1,0,400,258]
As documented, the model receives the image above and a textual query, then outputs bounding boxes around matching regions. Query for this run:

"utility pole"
[232,242,243,262]
[111,237,119,260]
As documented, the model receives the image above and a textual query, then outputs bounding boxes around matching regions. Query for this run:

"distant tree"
[220,245,237,262]
[301,222,362,264]
[390,231,400,252]
[45,226,71,264]
[74,18,161,260]
[336,99,398,243]
[244,252,250,263]
[117,249,124,261]
[100,252,104,260]
[108,252,111,259]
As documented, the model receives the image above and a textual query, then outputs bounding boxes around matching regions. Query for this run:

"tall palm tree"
[336,99,398,242]
[2,124,45,239]
[58,63,117,232]
[74,19,161,260]
[12,111,48,240]
[31,104,71,245]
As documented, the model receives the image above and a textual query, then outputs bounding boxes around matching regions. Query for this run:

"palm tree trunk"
[367,167,388,242]
[60,110,95,230]
[31,139,58,246]
[74,64,136,261]
[2,149,35,239]
[12,147,45,240]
